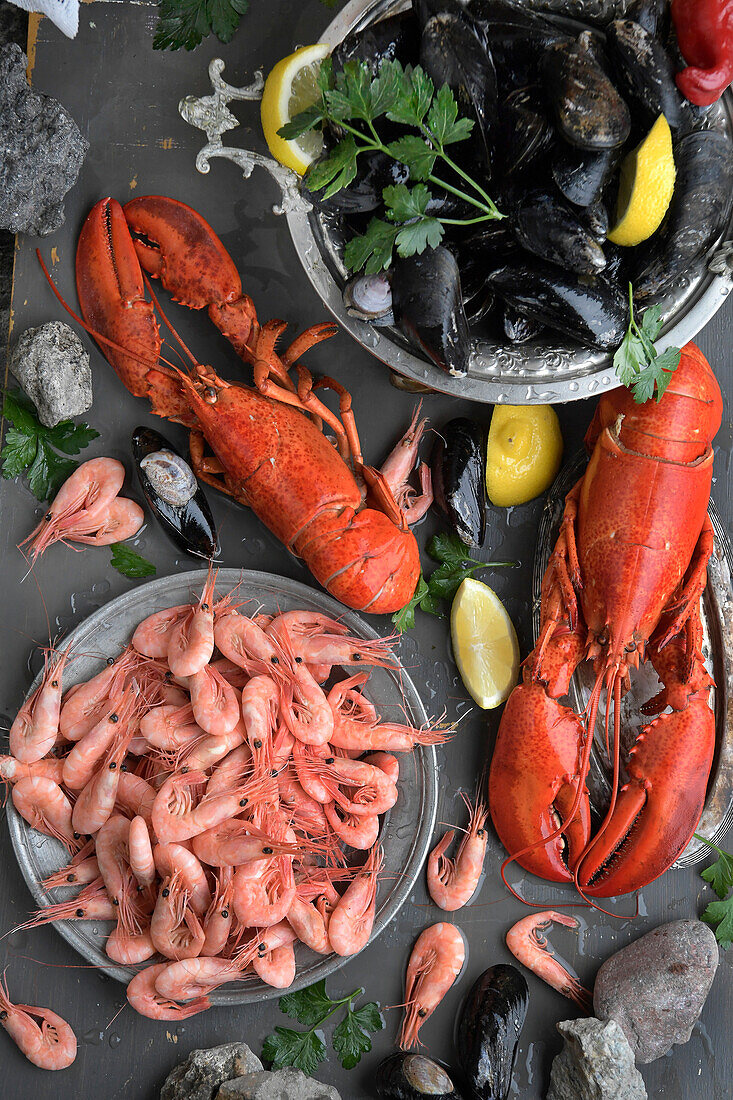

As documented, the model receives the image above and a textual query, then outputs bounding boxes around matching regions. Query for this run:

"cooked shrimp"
[71,721,135,835]
[126,963,210,1020]
[280,663,333,746]
[106,925,156,966]
[379,404,433,524]
[291,741,333,804]
[399,923,466,1050]
[182,720,246,771]
[271,723,295,771]
[131,605,189,658]
[206,744,253,798]
[330,716,450,753]
[154,843,211,916]
[9,645,70,762]
[278,766,330,837]
[214,609,283,674]
[505,911,592,1011]
[232,855,296,928]
[128,815,156,888]
[427,794,488,912]
[189,664,240,736]
[62,683,139,790]
[286,895,330,954]
[266,611,397,669]
[363,751,400,786]
[0,974,76,1070]
[95,815,149,941]
[0,755,65,785]
[151,768,266,844]
[202,867,234,956]
[316,756,399,817]
[153,951,252,1002]
[241,675,280,774]
[253,939,296,988]
[328,845,383,956]
[139,703,204,751]
[15,880,116,930]
[68,496,144,546]
[41,842,99,891]
[191,818,294,867]
[324,802,380,850]
[151,871,206,960]
[114,770,156,823]
[19,457,125,561]
[211,656,251,689]
[167,572,216,677]
[12,777,80,853]
[58,647,140,741]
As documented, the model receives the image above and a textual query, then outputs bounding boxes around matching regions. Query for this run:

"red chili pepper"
[671,0,733,105]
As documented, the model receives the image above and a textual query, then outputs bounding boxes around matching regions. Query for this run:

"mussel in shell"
[303,151,410,216]
[487,261,629,349]
[467,0,570,90]
[552,142,621,208]
[392,247,472,377]
[431,418,486,548]
[332,10,419,76]
[627,0,669,37]
[579,199,610,241]
[503,305,542,344]
[132,427,219,560]
[513,189,607,275]
[343,272,394,325]
[605,19,682,128]
[456,964,529,1100]
[376,1052,465,1100]
[541,36,631,150]
[497,87,555,179]
[634,130,733,300]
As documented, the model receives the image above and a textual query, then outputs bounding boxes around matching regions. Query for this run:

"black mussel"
[503,305,542,344]
[456,964,529,1100]
[132,427,219,559]
[498,87,555,178]
[541,36,631,150]
[376,1052,465,1100]
[431,418,486,548]
[513,188,607,275]
[392,247,472,377]
[487,261,629,349]
[332,10,419,76]
[552,142,621,207]
[579,199,609,241]
[634,130,733,301]
[467,0,570,89]
[606,19,682,128]
[343,272,394,326]
[303,151,410,215]
[603,241,628,286]
[627,0,669,38]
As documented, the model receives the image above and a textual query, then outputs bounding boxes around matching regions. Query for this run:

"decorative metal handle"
[179,58,312,217]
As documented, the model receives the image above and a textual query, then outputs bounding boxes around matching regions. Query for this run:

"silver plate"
[6,569,437,1004]
[533,458,733,863]
[283,0,733,404]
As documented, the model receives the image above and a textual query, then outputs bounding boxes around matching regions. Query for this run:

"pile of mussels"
[308,0,733,376]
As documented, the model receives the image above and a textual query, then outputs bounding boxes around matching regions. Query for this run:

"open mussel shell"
[376,1052,465,1100]
[343,272,394,325]
[456,964,529,1100]
[606,19,682,128]
[132,427,219,560]
[392,247,471,378]
[431,418,487,549]
[513,188,607,275]
[541,36,631,151]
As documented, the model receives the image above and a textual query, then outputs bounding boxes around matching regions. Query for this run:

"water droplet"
[109,1032,122,1048]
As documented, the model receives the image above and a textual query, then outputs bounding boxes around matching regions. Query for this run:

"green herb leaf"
[306,136,359,197]
[110,544,157,579]
[2,389,38,435]
[27,440,76,502]
[262,1026,327,1075]
[392,575,430,631]
[427,83,474,146]
[395,216,444,257]
[279,105,324,141]
[279,980,334,1028]
[696,834,733,900]
[1,388,98,502]
[383,182,431,222]
[153,0,249,51]
[701,897,733,950]
[1,428,38,481]
[386,134,437,181]
[332,1002,383,1070]
[428,531,479,569]
[640,301,664,341]
[387,64,434,128]
[613,286,681,404]
[427,560,478,602]
[45,420,100,456]
[344,218,398,275]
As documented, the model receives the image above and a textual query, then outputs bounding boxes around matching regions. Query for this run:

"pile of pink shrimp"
[20,457,144,562]
[2,571,451,1024]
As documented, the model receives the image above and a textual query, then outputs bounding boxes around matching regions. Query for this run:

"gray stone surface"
[594,920,719,1064]
[547,1018,647,1100]
[160,1043,263,1100]
[217,1068,342,1100]
[11,321,92,426]
[0,42,88,236]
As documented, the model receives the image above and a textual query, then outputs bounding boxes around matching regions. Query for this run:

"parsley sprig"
[262,979,383,1074]
[695,833,733,949]
[110,544,156,579]
[153,0,342,51]
[613,284,681,404]
[281,58,503,273]
[393,531,517,630]
[1,389,99,502]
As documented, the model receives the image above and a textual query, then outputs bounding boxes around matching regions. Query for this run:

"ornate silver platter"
[6,569,437,1004]
[533,459,733,865]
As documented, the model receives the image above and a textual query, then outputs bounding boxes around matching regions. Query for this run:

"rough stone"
[11,321,92,427]
[216,1068,342,1100]
[547,1017,647,1100]
[160,1043,263,1100]
[594,919,719,1063]
[0,43,88,236]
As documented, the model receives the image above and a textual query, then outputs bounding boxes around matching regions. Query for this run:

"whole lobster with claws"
[63,196,432,614]
[489,343,722,898]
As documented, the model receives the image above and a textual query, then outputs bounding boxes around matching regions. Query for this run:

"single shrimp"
[280,663,334,747]
[153,948,255,1002]
[182,720,246,771]
[202,867,235,956]
[241,675,280,775]
[19,457,125,561]
[189,664,240,736]
[114,770,156,823]
[266,611,398,669]
[380,403,433,524]
[58,646,140,741]
[271,722,295,771]
[167,573,216,678]
[131,604,190,658]
[71,720,136,835]
[0,755,65,786]
[329,702,451,751]
[15,880,117,930]
[427,794,488,912]
[328,845,383,957]
[505,912,592,1011]
[151,871,206,960]
[11,777,81,853]
[191,818,294,868]
[232,855,296,928]
[253,939,296,989]
[66,496,144,546]
[211,656,250,689]
[315,756,399,817]
[278,766,330,837]
[139,703,204,751]
[399,923,466,1050]
[62,683,140,790]
[324,802,380,850]
[206,744,253,798]
[106,925,156,966]
[291,741,333,804]
[128,815,156,888]
[214,609,283,675]
[286,895,330,954]
[9,645,70,762]
[41,841,99,891]
[363,751,400,786]
[0,974,76,1070]
[126,963,210,1021]
[152,768,267,844]
[95,815,150,943]
[154,843,211,916]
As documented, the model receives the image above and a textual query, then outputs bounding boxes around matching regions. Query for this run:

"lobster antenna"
[141,272,200,368]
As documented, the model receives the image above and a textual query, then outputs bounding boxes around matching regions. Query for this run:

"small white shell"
[140,450,197,507]
[343,272,394,326]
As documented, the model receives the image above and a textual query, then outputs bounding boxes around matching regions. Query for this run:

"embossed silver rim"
[7,569,437,1003]
[283,0,733,404]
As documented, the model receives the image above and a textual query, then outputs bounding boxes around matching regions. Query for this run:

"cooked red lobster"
[489,343,722,897]
[66,195,430,614]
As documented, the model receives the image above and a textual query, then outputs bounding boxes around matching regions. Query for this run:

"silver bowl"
[283,0,733,404]
[6,569,437,1004]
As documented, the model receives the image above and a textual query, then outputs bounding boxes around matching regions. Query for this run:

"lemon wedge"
[486,404,563,507]
[451,578,520,710]
[260,43,330,175]
[607,114,676,247]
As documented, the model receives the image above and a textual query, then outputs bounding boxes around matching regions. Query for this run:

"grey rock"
[160,1043,263,1100]
[11,322,92,427]
[0,43,88,236]
[594,919,719,1063]
[217,1068,341,1100]
[547,1017,647,1100]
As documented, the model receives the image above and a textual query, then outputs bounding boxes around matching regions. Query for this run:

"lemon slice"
[260,43,330,175]
[451,578,520,710]
[486,404,563,507]
[607,114,676,247]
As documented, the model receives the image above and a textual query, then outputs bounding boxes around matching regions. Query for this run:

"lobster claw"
[576,692,715,897]
[488,682,591,883]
